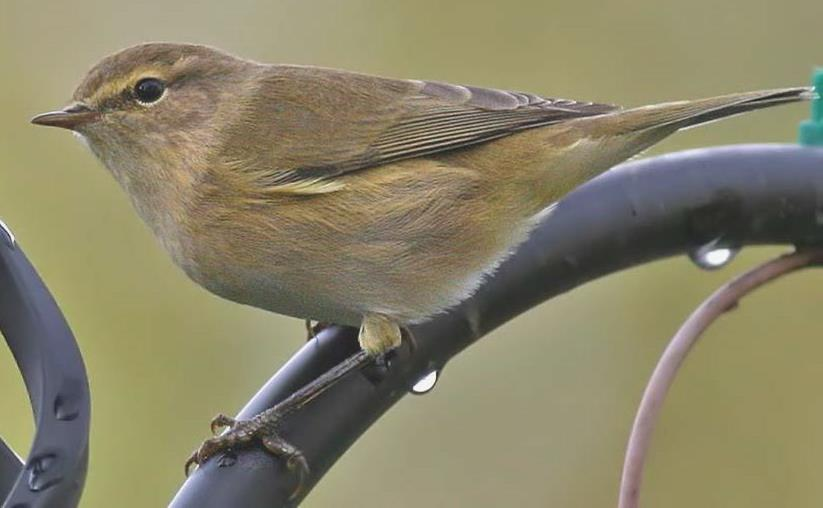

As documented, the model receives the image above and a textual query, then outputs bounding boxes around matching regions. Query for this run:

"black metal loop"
[0,221,90,508]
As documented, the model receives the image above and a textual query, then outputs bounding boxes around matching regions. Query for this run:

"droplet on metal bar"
[27,453,63,492]
[410,370,439,395]
[688,239,739,270]
[217,452,237,468]
[54,394,80,422]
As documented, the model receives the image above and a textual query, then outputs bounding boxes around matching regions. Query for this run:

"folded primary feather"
[220,66,617,193]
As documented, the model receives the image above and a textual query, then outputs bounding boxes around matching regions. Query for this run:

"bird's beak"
[31,103,100,130]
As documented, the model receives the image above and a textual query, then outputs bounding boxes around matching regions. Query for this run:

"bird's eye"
[134,78,166,104]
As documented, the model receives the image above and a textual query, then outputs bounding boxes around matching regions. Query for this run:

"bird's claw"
[285,452,309,501]
[210,413,236,435]
[184,414,310,500]
[184,436,225,476]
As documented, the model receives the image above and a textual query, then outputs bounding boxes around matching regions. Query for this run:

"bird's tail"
[550,86,815,198]
[615,86,815,133]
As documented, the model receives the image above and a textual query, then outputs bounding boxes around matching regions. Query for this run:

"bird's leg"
[304,320,331,342]
[185,313,404,498]
[359,313,403,372]
[358,313,402,356]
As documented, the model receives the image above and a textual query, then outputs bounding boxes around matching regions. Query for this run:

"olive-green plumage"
[33,42,812,355]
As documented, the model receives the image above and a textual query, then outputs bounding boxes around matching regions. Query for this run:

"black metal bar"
[170,143,823,507]
[0,439,22,502]
[0,221,91,508]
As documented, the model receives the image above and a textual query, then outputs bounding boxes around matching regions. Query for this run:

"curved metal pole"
[0,221,91,508]
[0,440,22,502]
[168,143,823,507]
[618,249,823,508]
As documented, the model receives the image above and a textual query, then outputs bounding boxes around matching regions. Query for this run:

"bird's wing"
[222,66,618,194]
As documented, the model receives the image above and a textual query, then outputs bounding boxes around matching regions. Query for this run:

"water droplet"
[410,370,439,395]
[218,452,237,468]
[27,453,62,492]
[688,240,739,270]
[54,394,80,421]
[29,454,55,473]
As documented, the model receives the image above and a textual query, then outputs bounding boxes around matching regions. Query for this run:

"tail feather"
[617,86,814,133]
[555,86,814,197]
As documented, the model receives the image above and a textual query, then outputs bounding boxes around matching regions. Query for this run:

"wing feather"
[222,67,618,194]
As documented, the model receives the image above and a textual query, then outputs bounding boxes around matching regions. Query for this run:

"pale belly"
[184,249,496,328]
[192,262,368,326]
[178,210,540,328]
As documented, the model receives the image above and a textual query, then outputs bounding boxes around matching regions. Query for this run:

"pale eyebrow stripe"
[87,65,172,103]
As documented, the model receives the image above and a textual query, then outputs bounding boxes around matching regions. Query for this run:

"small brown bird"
[32,42,812,486]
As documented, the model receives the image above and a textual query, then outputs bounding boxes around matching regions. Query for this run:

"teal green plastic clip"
[799,69,823,146]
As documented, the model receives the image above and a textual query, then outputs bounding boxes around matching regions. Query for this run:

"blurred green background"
[1,1,822,506]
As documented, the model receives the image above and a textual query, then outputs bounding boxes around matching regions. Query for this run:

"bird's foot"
[185,412,309,500]
[182,350,376,499]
